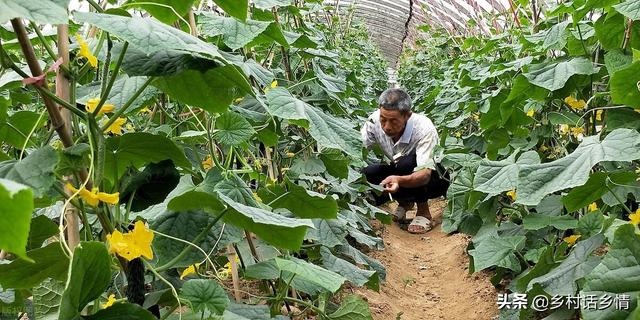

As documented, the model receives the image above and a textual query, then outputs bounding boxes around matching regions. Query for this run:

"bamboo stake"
[227,244,242,301]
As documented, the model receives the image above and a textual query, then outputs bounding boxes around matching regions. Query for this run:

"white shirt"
[360,109,439,169]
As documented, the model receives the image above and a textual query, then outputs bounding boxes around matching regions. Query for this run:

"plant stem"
[100,76,153,130]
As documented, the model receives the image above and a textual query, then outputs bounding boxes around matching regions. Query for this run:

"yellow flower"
[125,123,135,132]
[595,110,603,121]
[218,257,239,280]
[253,192,263,203]
[539,145,548,152]
[285,152,295,158]
[588,202,598,212]
[454,131,462,138]
[102,117,127,135]
[629,209,640,226]
[570,127,585,139]
[506,190,516,201]
[180,263,201,280]
[85,98,115,116]
[102,294,116,309]
[202,155,213,170]
[138,107,152,114]
[563,234,581,246]
[472,113,480,121]
[558,124,569,135]
[107,220,154,261]
[526,109,535,117]
[271,80,278,88]
[66,183,119,207]
[75,34,97,68]
[233,97,244,104]
[564,96,587,110]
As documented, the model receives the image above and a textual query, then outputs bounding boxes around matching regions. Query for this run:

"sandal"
[408,216,432,234]
[392,203,414,223]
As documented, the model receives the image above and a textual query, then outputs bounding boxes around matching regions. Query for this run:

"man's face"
[379,107,411,139]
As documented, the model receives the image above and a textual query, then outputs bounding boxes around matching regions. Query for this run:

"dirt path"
[357,199,499,320]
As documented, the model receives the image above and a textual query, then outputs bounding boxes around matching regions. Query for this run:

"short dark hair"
[378,88,412,114]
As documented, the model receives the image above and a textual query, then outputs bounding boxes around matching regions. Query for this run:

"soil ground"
[357,199,500,320]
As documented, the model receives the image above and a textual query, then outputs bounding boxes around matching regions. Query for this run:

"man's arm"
[380,168,431,193]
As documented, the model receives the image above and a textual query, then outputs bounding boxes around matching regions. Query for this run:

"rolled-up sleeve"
[415,127,438,168]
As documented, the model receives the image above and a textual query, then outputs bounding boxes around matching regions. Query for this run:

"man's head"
[378,88,412,139]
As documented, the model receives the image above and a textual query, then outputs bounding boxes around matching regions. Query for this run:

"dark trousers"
[362,150,450,206]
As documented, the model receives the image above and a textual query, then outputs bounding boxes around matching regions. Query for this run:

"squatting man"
[361,88,449,234]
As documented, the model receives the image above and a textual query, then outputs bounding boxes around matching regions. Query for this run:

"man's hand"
[380,175,401,193]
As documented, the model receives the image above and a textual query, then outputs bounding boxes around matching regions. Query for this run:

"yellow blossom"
[629,209,640,226]
[75,34,97,68]
[564,96,587,110]
[253,192,263,203]
[180,263,202,280]
[563,234,581,246]
[506,190,516,201]
[271,80,278,88]
[138,107,152,114]
[285,152,295,158]
[85,98,115,116]
[526,109,535,117]
[102,294,116,309]
[558,124,569,135]
[218,257,239,280]
[454,131,462,138]
[595,110,603,121]
[202,155,213,170]
[125,123,135,132]
[66,183,119,207]
[233,97,244,104]
[588,202,598,212]
[107,220,154,261]
[570,127,585,139]
[472,113,480,121]
[102,117,127,135]
[539,145,548,152]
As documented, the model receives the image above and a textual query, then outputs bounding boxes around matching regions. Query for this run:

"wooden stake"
[227,244,242,301]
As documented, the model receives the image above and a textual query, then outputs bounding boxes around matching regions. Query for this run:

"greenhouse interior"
[1,0,639,319]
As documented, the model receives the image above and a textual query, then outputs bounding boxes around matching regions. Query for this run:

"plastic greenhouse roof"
[325,0,512,66]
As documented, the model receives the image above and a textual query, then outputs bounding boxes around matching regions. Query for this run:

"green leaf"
[33,278,65,320]
[522,213,578,230]
[27,215,58,250]
[213,0,249,21]
[198,14,287,49]
[528,235,604,296]
[265,87,361,157]
[0,110,47,149]
[0,0,68,24]
[614,0,640,20]
[604,49,633,75]
[320,247,378,291]
[129,0,195,24]
[562,172,609,212]
[58,242,112,320]
[0,146,58,198]
[305,218,348,248]
[607,107,640,131]
[523,57,599,91]
[245,257,346,293]
[85,302,157,320]
[218,193,314,251]
[516,129,640,205]
[262,181,338,219]
[119,160,180,212]
[74,12,222,60]
[327,295,373,320]
[578,211,605,238]
[469,236,526,272]
[180,279,229,315]
[104,132,190,181]
[213,111,256,146]
[610,61,640,107]
[0,242,69,289]
[152,65,251,113]
[542,21,570,50]
[0,178,33,260]
[253,0,292,10]
[581,225,640,319]
[151,210,243,268]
